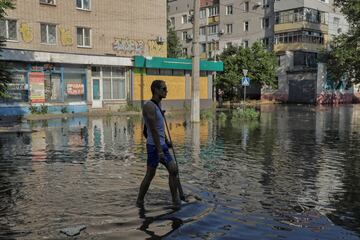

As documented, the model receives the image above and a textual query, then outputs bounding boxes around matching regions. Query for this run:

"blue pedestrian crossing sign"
[242,77,250,86]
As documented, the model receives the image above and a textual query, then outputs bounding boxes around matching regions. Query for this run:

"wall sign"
[67,83,84,95]
[19,23,33,43]
[29,72,45,103]
[59,27,73,46]
[112,38,145,55]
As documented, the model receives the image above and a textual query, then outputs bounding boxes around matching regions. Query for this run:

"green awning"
[134,56,223,72]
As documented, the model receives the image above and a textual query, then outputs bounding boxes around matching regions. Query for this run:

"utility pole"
[191,0,200,122]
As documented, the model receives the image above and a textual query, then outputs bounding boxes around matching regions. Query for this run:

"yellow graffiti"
[19,23,33,43]
[59,27,73,46]
[147,40,167,57]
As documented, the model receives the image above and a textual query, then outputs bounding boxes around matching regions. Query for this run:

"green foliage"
[29,105,39,114]
[322,0,360,84]
[231,107,260,121]
[183,102,190,112]
[61,106,68,113]
[0,0,15,98]
[200,109,215,120]
[216,42,277,101]
[167,20,183,58]
[29,104,48,114]
[218,112,227,122]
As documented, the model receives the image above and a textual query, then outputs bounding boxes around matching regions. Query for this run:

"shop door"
[92,78,102,108]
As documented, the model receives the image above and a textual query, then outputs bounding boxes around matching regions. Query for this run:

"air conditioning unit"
[186,34,193,40]
[219,29,225,35]
[156,36,165,44]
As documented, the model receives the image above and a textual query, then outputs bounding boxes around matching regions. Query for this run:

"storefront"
[0,49,132,116]
[132,56,223,109]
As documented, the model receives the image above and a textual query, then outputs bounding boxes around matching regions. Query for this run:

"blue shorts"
[147,144,173,168]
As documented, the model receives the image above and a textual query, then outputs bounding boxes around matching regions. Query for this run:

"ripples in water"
[0,105,360,239]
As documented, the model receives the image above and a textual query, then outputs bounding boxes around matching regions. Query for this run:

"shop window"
[41,23,56,44]
[146,69,159,75]
[76,0,90,10]
[77,27,91,47]
[102,67,126,100]
[64,72,86,102]
[200,71,207,77]
[1,63,28,102]
[160,69,172,76]
[0,19,17,41]
[173,70,184,76]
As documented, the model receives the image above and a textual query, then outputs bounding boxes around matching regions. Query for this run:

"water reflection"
[0,105,360,239]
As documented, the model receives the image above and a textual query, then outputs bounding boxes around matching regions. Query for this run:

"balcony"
[275,21,328,33]
[208,15,219,24]
[274,42,325,53]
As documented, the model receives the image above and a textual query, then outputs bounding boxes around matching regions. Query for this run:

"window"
[209,6,219,16]
[244,21,249,32]
[76,0,90,10]
[170,17,175,26]
[200,9,207,19]
[40,0,56,5]
[226,24,233,34]
[200,27,206,35]
[182,14,188,24]
[40,23,56,44]
[226,42,232,48]
[102,67,126,100]
[243,40,249,48]
[226,5,233,15]
[77,27,91,47]
[333,17,340,26]
[182,48,188,55]
[263,0,269,7]
[182,31,187,40]
[0,19,17,40]
[262,17,269,29]
[294,51,317,67]
[200,43,206,53]
[244,2,249,12]
[208,24,219,35]
[274,30,324,45]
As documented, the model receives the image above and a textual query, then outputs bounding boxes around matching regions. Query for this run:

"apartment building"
[168,0,222,59]
[0,0,167,115]
[169,0,351,103]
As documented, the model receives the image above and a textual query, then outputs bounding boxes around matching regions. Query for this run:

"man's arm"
[143,102,164,157]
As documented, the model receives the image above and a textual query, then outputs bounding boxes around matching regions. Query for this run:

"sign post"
[242,69,249,104]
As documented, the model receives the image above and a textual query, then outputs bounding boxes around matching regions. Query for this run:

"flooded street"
[1,105,360,239]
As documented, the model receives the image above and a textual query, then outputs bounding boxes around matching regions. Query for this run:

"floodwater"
[1,105,360,239]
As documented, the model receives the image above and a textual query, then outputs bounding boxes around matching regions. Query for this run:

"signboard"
[242,77,250,86]
[29,72,45,103]
[67,82,84,95]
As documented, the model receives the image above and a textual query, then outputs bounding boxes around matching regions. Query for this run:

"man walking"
[136,80,181,207]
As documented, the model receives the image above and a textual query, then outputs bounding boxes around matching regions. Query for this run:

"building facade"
[0,0,167,115]
[168,0,354,104]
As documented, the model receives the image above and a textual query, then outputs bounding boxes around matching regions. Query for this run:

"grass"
[232,107,260,121]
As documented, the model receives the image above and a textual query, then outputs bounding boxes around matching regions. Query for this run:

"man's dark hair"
[151,80,165,94]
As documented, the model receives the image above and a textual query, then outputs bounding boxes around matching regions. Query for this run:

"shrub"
[29,105,39,114]
[218,112,227,121]
[232,107,260,121]
[200,109,214,120]
[40,104,48,114]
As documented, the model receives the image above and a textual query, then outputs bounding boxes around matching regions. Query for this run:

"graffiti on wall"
[19,23,33,43]
[59,27,73,46]
[147,40,166,57]
[112,38,145,55]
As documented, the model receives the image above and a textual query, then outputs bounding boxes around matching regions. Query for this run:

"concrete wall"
[4,0,167,57]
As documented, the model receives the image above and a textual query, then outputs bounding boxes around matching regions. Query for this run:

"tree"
[322,0,360,84]
[216,42,277,101]
[0,0,14,98]
[167,20,182,58]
